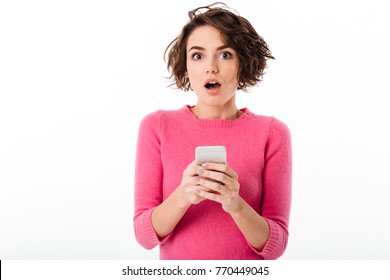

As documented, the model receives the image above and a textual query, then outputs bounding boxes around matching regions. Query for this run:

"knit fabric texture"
[134,105,292,260]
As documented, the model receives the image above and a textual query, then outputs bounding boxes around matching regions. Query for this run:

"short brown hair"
[165,2,275,91]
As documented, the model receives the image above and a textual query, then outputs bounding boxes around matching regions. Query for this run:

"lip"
[204,79,222,95]
[204,78,221,87]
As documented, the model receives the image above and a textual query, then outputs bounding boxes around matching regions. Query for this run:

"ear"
[184,71,188,78]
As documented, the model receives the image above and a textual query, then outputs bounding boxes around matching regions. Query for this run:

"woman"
[134,3,292,260]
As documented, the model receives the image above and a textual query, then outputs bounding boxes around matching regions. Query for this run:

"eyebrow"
[188,44,232,52]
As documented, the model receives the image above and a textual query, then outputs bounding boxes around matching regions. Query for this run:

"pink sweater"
[134,105,292,260]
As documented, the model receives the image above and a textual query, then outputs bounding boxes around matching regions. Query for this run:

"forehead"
[186,25,227,50]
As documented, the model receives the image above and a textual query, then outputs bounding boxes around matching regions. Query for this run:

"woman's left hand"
[195,162,242,213]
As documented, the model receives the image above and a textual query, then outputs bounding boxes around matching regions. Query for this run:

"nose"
[206,58,218,74]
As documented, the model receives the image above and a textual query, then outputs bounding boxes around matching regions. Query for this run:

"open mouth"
[205,81,221,89]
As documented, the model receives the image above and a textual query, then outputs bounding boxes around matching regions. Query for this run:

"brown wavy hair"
[165,2,274,91]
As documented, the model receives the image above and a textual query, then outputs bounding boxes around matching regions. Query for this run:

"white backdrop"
[1,0,389,259]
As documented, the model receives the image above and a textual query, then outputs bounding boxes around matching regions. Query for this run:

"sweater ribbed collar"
[180,105,252,127]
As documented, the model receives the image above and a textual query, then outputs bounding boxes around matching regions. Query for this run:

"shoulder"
[269,117,290,136]
[249,111,274,125]
[139,108,184,128]
[267,117,291,147]
[249,111,289,130]
[248,110,290,140]
[138,110,162,129]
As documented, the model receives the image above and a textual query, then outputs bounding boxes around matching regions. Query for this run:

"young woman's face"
[186,25,239,108]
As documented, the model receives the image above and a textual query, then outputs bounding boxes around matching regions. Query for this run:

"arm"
[196,118,292,259]
[151,188,190,239]
[134,112,211,247]
[260,118,292,259]
[151,161,210,238]
[229,197,270,251]
[195,164,270,251]
[133,112,164,249]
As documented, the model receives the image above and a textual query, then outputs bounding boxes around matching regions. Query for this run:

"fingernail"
[202,163,208,168]
[197,169,203,175]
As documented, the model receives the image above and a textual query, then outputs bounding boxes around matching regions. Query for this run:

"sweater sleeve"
[255,117,292,259]
[133,111,167,249]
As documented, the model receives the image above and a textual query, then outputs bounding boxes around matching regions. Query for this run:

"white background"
[1,0,389,260]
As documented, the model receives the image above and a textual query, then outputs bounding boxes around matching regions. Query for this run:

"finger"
[196,177,225,194]
[197,168,233,186]
[196,188,222,203]
[183,160,199,176]
[201,162,238,179]
[185,184,210,194]
[186,176,215,193]
[183,185,207,204]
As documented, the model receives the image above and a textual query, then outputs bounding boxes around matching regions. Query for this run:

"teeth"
[205,81,220,89]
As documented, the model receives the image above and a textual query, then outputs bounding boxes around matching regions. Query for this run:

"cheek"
[186,61,201,74]
[222,60,239,77]
[187,65,202,82]
[186,71,201,92]
[226,66,239,84]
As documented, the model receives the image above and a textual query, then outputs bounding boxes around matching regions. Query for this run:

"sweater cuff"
[139,207,172,249]
[248,218,281,259]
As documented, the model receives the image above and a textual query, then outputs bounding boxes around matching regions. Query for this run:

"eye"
[220,51,233,59]
[191,53,202,60]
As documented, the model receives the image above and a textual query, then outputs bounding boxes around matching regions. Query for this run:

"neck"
[190,103,242,120]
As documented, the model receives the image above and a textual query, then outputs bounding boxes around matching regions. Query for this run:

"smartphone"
[195,146,227,165]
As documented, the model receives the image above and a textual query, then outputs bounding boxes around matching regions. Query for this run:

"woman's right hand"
[178,160,209,206]
[151,160,207,239]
